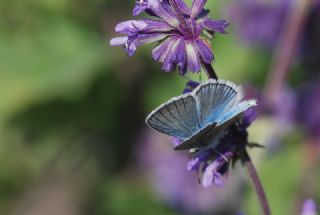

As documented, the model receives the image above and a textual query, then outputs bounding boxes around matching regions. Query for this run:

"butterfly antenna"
[213,150,229,162]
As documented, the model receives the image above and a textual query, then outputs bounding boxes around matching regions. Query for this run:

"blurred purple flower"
[242,107,258,128]
[270,86,297,125]
[227,0,292,48]
[297,79,320,140]
[302,4,320,75]
[136,129,244,214]
[110,0,229,74]
[301,199,318,215]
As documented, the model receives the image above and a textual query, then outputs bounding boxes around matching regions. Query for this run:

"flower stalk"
[245,151,271,215]
[201,60,218,80]
[263,0,312,109]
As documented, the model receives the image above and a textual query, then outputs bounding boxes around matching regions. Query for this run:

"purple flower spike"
[111,0,229,74]
[227,0,292,48]
[301,199,318,215]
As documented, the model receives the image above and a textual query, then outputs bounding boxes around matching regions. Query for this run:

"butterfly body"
[146,79,257,151]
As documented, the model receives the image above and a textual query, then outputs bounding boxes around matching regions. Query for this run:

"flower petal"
[187,157,200,171]
[153,2,180,28]
[127,33,167,56]
[133,4,146,16]
[173,0,191,15]
[133,0,160,16]
[152,37,176,62]
[110,36,128,46]
[162,38,183,72]
[202,19,229,33]
[201,161,219,188]
[212,173,224,187]
[115,19,174,36]
[142,19,175,32]
[176,39,187,74]
[187,149,212,171]
[135,33,167,46]
[191,0,207,17]
[243,107,258,128]
[115,20,148,35]
[195,39,214,64]
[186,42,201,72]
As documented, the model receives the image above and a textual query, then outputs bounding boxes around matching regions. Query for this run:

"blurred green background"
[0,0,319,215]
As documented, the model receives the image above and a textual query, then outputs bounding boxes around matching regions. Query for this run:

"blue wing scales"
[195,80,239,127]
[146,94,201,139]
[174,99,257,150]
[216,100,257,125]
[146,80,257,145]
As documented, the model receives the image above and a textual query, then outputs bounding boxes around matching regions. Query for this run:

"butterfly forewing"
[146,94,201,139]
[195,80,238,127]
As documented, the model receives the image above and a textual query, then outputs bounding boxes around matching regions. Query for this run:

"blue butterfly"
[146,79,257,150]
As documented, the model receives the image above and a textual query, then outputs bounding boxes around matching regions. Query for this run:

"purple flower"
[301,199,318,215]
[110,0,229,74]
[242,107,258,128]
[136,129,244,214]
[183,80,200,93]
[185,116,253,188]
[227,0,292,48]
[178,81,255,187]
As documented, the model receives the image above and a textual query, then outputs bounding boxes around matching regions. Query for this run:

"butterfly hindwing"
[216,100,257,125]
[146,94,201,139]
[174,122,217,150]
[174,112,244,151]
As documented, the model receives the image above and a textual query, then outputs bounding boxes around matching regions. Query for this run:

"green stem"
[245,152,271,215]
[201,61,218,80]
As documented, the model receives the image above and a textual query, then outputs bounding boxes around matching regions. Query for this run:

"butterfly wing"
[146,94,201,139]
[195,80,240,128]
[174,112,241,150]
[216,100,257,125]
[146,79,256,144]
[174,100,257,150]
[173,122,217,150]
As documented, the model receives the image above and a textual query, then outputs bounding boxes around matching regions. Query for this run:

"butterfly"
[146,79,257,151]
